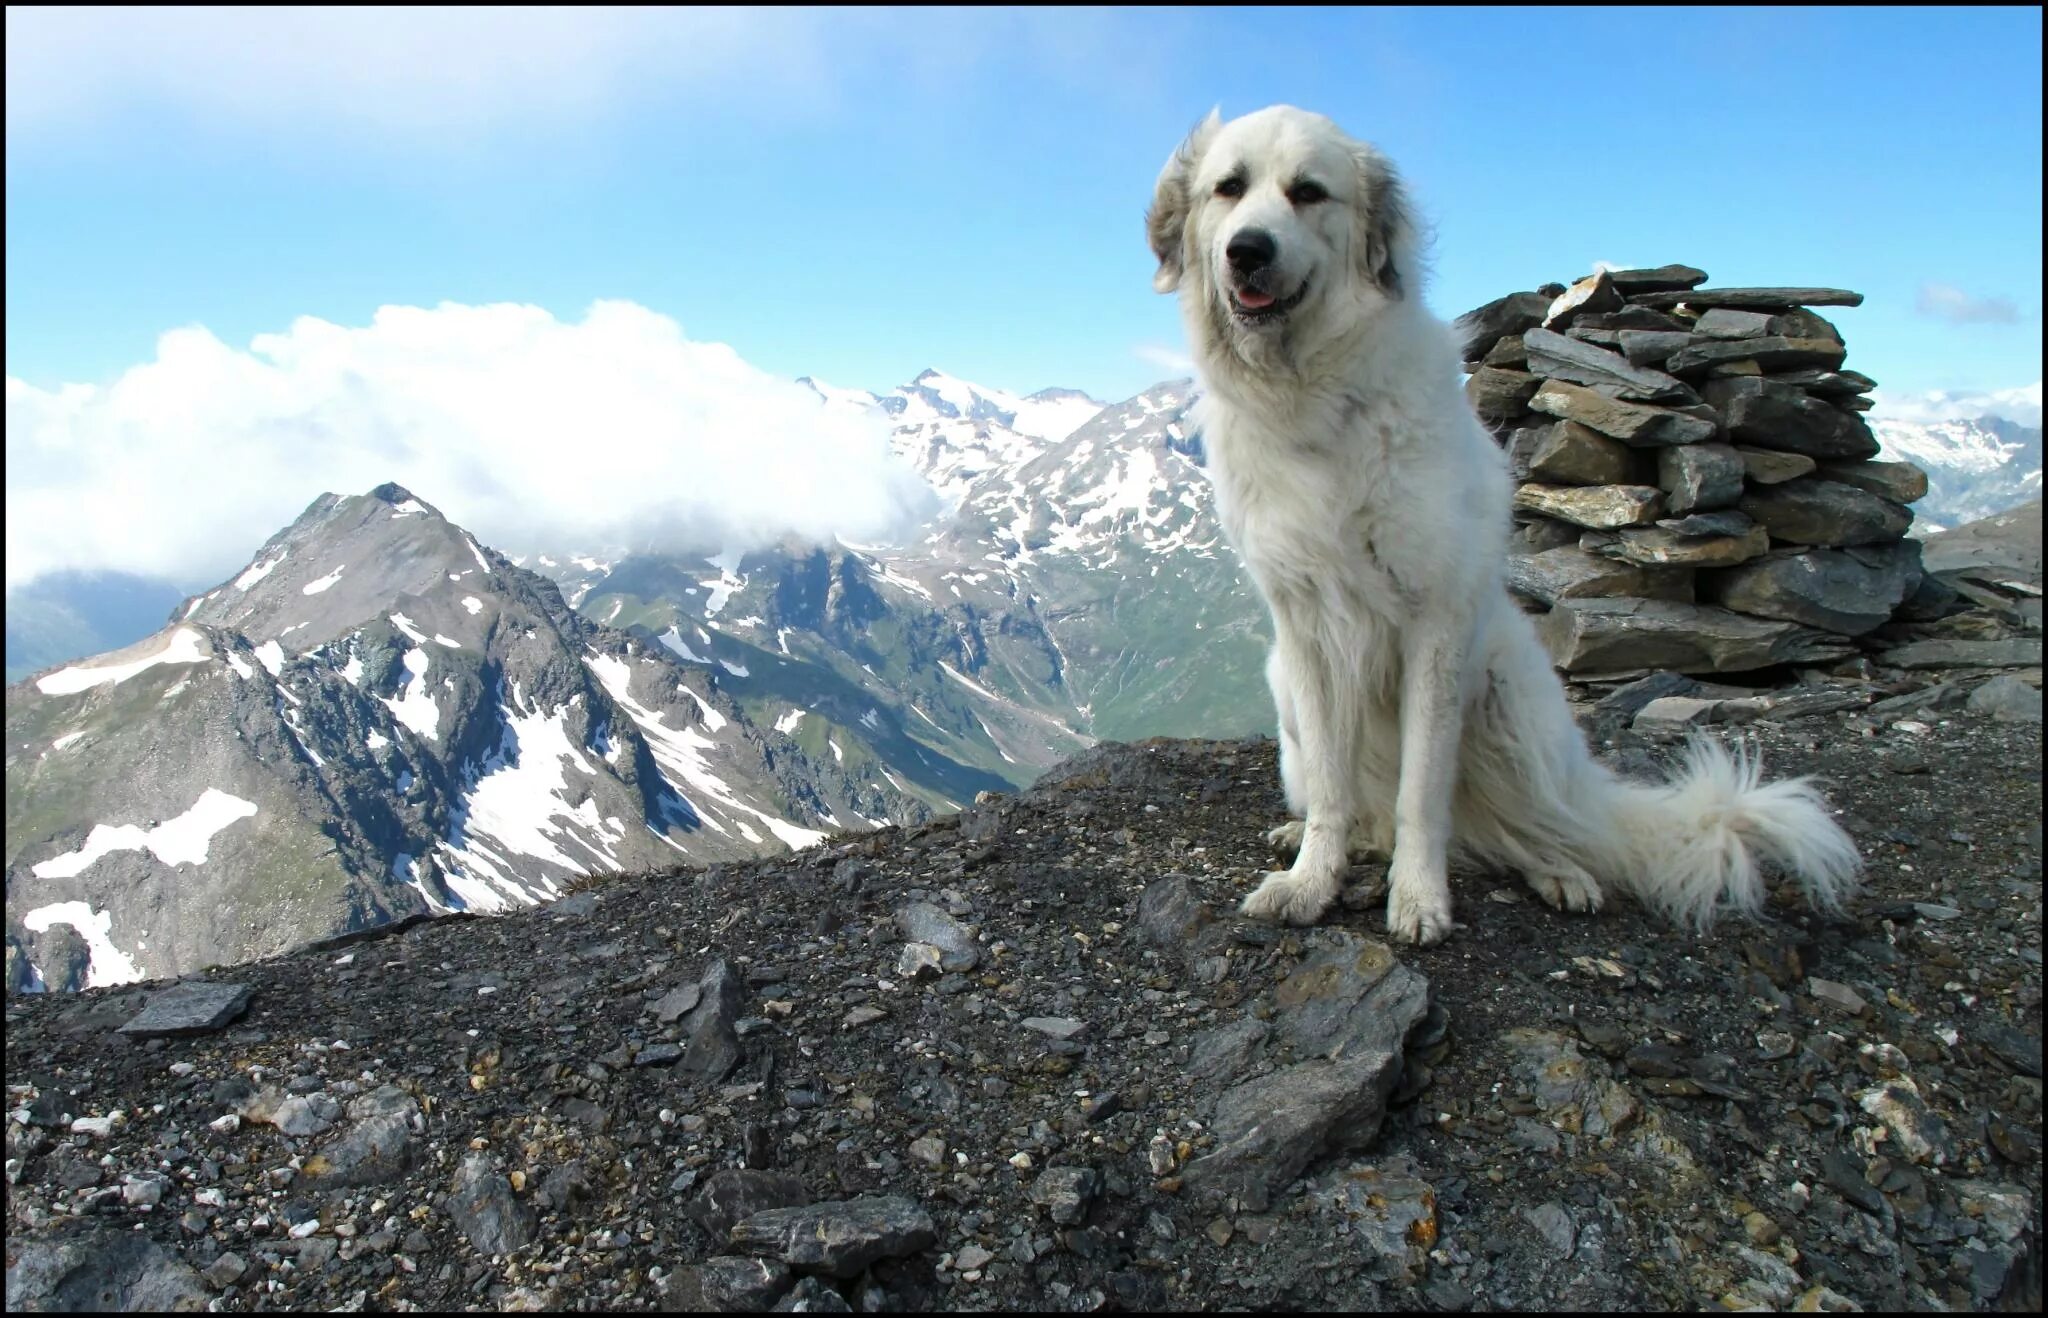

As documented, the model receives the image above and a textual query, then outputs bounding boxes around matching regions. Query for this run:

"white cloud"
[1914,283,2023,326]
[1869,380,2041,429]
[4,301,941,591]
[1135,343,1195,377]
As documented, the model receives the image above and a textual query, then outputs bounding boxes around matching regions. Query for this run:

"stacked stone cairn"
[1457,265,1932,677]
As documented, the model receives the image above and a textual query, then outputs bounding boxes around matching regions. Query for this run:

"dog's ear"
[1351,142,1415,300]
[1146,108,1221,294]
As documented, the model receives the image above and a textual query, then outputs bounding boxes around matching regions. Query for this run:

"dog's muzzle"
[1230,275,1310,324]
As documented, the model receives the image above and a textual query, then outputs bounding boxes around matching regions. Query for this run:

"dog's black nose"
[1226,229,1276,272]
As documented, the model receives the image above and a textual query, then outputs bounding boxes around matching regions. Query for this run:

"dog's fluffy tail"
[1594,737,1862,932]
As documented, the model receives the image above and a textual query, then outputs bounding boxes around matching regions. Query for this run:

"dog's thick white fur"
[1147,106,1862,943]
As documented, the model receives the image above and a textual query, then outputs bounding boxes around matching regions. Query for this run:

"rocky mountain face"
[546,370,1274,790]
[4,692,2038,1312]
[1873,411,2042,533]
[6,485,997,993]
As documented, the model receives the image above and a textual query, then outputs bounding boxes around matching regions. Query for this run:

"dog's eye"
[1214,176,1246,200]
[1288,181,1329,206]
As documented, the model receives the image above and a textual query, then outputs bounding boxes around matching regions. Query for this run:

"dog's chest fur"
[1201,391,1431,631]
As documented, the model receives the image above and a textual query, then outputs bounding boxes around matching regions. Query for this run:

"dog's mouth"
[1230,279,1309,323]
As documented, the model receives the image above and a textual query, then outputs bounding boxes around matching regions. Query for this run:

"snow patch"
[461,596,483,615]
[254,640,286,677]
[302,564,346,594]
[380,648,441,740]
[31,788,260,878]
[22,901,141,988]
[235,550,288,591]
[775,709,807,734]
[36,627,210,695]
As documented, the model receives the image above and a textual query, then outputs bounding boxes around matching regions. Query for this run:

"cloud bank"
[1915,283,2023,326]
[5,301,940,591]
[1869,380,2042,429]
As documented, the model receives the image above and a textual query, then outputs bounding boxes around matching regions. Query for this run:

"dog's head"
[1146,105,1416,366]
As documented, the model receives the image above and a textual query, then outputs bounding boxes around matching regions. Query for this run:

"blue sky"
[4,7,2042,591]
[7,6,2041,405]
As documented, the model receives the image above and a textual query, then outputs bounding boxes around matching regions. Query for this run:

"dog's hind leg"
[1522,863,1605,913]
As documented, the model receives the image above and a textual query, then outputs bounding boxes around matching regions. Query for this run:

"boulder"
[1739,479,1913,547]
[1481,334,1529,369]
[1618,330,1693,368]
[1528,381,1717,447]
[1736,446,1818,485]
[1542,272,1625,330]
[1657,443,1745,514]
[1452,291,1551,362]
[1702,541,1925,636]
[1509,515,1582,554]
[1528,421,1645,485]
[1668,335,1847,375]
[1819,459,1930,504]
[1628,287,1865,310]
[1523,328,1696,403]
[1513,483,1665,529]
[1508,547,1692,605]
[1534,598,1854,675]
[1693,308,1775,339]
[1771,308,1845,343]
[1464,367,1542,421]
[1703,377,1880,460]
[1966,675,2043,724]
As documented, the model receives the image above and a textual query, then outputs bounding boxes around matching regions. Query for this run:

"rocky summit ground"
[5,693,2041,1313]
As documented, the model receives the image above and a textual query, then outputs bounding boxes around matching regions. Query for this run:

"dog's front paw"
[1265,819,1307,856]
[1385,881,1455,946]
[1524,865,1604,913]
[1241,870,1336,926]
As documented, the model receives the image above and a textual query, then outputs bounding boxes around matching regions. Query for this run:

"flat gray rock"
[1705,376,1879,461]
[1628,286,1865,309]
[1739,479,1913,547]
[1528,381,1716,447]
[1668,335,1848,375]
[1182,934,1432,1213]
[1507,547,1691,605]
[1524,328,1695,403]
[448,1154,536,1258]
[892,901,978,972]
[1657,443,1745,515]
[1536,597,1854,676]
[4,1225,208,1312]
[1601,264,1708,294]
[1704,542,1924,636]
[729,1196,937,1279]
[1513,482,1665,530]
[1452,290,1551,363]
[116,982,253,1038]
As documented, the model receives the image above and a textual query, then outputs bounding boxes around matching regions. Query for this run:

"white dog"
[1146,106,1862,943]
